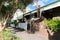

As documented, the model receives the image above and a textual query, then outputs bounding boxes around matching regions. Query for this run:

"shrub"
[44,17,60,31]
[0,28,21,40]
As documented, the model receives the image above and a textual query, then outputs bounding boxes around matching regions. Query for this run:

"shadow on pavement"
[13,27,25,32]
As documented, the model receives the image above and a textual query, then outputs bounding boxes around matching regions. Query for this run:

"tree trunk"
[0,18,8,31]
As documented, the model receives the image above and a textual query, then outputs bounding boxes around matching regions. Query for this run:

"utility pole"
[34,0,41,18]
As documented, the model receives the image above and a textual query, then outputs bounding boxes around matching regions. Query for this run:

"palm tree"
[0,0,33,31]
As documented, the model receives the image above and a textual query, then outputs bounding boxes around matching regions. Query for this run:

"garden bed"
[0,28,21,40]
[39,17,60,38]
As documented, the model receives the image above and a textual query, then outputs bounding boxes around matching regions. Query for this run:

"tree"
[14,0,33,11]
[0,0,33,31]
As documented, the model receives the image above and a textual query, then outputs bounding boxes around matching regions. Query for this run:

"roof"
[24,1,60,16]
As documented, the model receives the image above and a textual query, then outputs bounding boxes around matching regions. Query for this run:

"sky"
[26,0,57,13]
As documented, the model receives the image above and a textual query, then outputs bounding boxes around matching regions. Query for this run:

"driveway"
[14,31,48,40]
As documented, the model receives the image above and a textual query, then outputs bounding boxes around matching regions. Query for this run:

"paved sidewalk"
[14,31,48,40]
